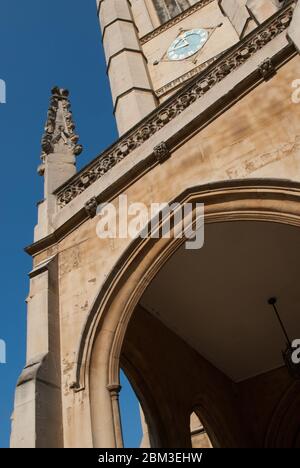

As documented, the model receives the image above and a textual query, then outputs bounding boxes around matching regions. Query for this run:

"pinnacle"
[38,87,83,176]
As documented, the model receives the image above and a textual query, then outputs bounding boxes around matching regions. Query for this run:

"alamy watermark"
[0,339,6,364]
[0,79,6,104]
[96,195,205,250]
[291,79,300,104]
[291,339,300,364]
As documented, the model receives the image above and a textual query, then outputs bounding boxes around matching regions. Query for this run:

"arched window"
[153,0,192,24]
[190,412,212,448]
[119,371,143,448]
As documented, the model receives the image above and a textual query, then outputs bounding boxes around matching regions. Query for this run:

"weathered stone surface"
[98,0,157,135]
[219,0,250,37]
[11,1,300,448]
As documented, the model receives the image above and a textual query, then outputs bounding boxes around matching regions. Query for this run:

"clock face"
[167,29,209,61]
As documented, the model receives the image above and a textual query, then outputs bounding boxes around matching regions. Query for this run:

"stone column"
[10,257,63,448]
[108,384,124,448]
[139,405,151,448]
[97,0,157,135]
[131,0,156,37]
[89,329,119,448]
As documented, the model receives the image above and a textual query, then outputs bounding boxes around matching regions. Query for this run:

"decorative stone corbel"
[258,57,276,81]
[153,141,171,164]
[84,197,98,219]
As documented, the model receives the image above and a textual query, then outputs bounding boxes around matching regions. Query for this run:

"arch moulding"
[71,178,300,447]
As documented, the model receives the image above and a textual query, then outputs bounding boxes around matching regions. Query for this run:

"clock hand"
[172,39,189,51]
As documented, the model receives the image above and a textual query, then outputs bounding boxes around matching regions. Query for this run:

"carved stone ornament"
[84,197,98,219]
[154,142,171,164]
[38,87,83,176]
[258,57,276,80]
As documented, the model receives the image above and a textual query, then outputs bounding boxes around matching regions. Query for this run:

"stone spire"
[34,87,82,241]
[38,86,82,178]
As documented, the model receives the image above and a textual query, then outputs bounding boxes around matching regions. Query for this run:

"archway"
[120,220,300,446]
[74,180,300,448]
[190,412,212,449]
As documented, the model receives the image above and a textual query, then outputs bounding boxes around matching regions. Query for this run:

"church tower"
[98,0,285,134]
[11,1,300,448]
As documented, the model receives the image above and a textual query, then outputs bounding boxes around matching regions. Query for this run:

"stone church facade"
[10,0,300,447]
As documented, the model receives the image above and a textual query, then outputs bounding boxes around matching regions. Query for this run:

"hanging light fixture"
[268,297,300,379]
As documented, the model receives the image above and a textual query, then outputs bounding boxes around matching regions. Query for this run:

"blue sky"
[0,0,141,448]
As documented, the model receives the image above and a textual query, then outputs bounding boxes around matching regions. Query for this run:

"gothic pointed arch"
[71,179,300,447]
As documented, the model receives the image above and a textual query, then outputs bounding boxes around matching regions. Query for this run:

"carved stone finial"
[39,87,83,176]
[85,197,98,219]
[153,141,170,164]
[258,58,276,81]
